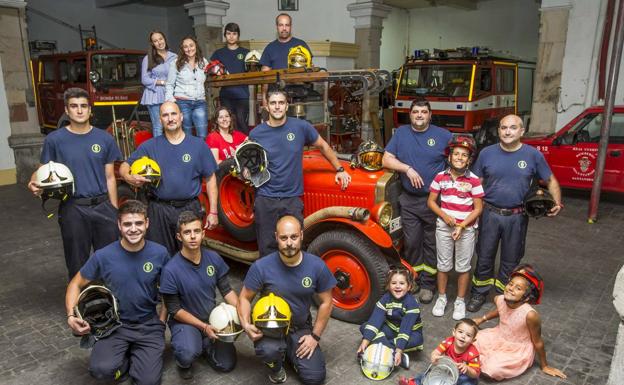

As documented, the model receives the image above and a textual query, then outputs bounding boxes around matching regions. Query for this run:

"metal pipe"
[599,0,616,100]
[589,0,624,222]
[303,206,370,230]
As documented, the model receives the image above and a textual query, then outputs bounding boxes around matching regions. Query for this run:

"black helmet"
[523,186,556,218]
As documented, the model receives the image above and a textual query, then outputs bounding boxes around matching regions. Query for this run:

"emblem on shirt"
[91,144,102,153]
[287,133,295,141]
[301,276,312,288]
[517,160,527,169]
[182,153,192,162]
[207,265,215,276]
[237,53,244,60]
[427,138,435,146]
[143,262,154,273]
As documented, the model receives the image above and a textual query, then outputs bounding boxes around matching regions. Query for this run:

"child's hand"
[542,365,567,379]
[356,340,369,357]
[456,362,468,374]
[394,350,402,367]
[451,225,463,240]
[442,213,455,227]
[430,350,442,364]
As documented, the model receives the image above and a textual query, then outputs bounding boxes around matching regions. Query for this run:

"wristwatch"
[311,333,321,342]
[336,166,345,173]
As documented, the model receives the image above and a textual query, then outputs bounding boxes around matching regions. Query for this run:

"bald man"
[120,102,219,255]
[466,114,562,313]
[238,216,336,385]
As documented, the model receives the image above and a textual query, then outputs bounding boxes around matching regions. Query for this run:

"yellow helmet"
[252,293,291,338]
[288,45,312,68]
[130,156,161,187]
[360,343,395,380]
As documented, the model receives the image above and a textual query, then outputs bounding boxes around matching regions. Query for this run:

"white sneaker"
[432,296,447,317]
[452,299,466,320]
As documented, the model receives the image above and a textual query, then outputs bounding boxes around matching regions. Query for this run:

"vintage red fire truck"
[393,47,534,145]
[523,106,624,193]
[31,49,146,133]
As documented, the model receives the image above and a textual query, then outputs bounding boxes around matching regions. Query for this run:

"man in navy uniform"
[28,87,121,278]
[65,200,169,385]
[238,215,336,384]
[120,101,218,255]
[260,13,311,71]
[211,22,250,134]
[382,99,452,304]
[160,210,239,379]
[466,114,562,312]
[249,89,351,257]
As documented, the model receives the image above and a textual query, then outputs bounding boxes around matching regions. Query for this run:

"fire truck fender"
[304,217,393,250]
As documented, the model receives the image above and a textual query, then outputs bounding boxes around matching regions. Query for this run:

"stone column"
[608,266,624,385]
[184,0,229,57]
[2,0,44,184]
[347,0,390,141]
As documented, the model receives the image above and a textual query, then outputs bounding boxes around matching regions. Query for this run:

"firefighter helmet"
[421,356,460,385]
[245,50,262,72]
[74,285,122,341]
[523,186,556,218]
[209,303,243,343]
[205,59,228,76]
[35,161,74,201]
[352,140,384,171]
[446,134,477,158]
[130,156,161,187]
[288,45,312,68]
[510,264,544,304]
[234,140,270,188]
[360,343,395,381]
[252,293,291,338]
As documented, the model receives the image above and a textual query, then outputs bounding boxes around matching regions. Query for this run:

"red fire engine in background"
[393,47,535,145]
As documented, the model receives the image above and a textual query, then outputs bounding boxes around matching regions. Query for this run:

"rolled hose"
[303,206,370,230]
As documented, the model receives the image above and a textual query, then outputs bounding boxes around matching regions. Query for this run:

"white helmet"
[209,303,243,343]
[35,161,74,209]
[421,356,460,385]
[360,343,395,380]
[245,50,262,72]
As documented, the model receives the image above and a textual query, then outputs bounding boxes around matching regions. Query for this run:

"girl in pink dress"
[472,264,566,380]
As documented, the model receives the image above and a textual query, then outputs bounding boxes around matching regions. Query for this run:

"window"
[478,68,492,93]
[70,59,87,83]
[399,64,473,97]
[59,61,69,82]
[42,61,56,82]
[562,113,624,144]
[496,67,515,93]
[91,54,143,86]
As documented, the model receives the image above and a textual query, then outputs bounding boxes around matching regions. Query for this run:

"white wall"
[26,0,192,53]
[0,58,16,172]
[380,6,409,72]
[380,0,540,71]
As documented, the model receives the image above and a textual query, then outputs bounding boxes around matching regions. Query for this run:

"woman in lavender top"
[141,30,177,137]
[165,36,209,140]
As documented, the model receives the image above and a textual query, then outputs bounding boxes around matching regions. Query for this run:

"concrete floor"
[0,184,621,385]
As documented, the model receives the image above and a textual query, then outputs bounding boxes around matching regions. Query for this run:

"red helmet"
[446,134,476,157]
[510,264,544,304]
[204,60,228,76]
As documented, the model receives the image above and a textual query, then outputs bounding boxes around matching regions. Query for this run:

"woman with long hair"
[140,30,177,137]
[165,36,209,140]
[206,106,247,164]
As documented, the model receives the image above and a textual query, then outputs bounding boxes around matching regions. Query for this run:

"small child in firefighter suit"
[400,318,481,385]
[357,268,423,370]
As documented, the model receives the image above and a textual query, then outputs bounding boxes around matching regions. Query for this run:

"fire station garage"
[0,0,623,384]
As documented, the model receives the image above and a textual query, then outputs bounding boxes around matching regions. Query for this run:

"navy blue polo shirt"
[243,252,336,328]
[80,240,169,323]
[249,117,319,197]
[259,38,311,70]
[211,46,250,100]
[40,127,121,198]
[127,134,217,200]
[385,124,452,195]
[472,143,552,208]
[159,249,230,322]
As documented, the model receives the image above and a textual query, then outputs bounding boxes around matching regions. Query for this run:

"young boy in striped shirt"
[427,135,483,320]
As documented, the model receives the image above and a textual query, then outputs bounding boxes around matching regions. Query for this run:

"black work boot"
[467,294,486,313]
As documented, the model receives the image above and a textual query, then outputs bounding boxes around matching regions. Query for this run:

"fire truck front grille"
[431,115,465,129]
[303,193,370,217]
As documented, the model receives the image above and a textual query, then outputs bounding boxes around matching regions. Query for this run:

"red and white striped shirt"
[429,169,484,225]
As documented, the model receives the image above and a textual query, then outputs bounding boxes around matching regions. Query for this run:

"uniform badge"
[287,133,295,141]
[427,138,435,146]
[143,262,154,273]
[237,53,244,60]
[207,265,215,276]
[182,153,192,162]
[301,276,312,288]
[517,160,527,169]
[91,144,102,153]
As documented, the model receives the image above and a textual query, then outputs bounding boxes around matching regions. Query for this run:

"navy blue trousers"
[359,323,423,352]
[146,199,202,256]
[253,196,304,258]
[58,198,118,279]
[170,322,237,372]
[254,327,326,385]
[89,316,165,385]
[471,207,529,296]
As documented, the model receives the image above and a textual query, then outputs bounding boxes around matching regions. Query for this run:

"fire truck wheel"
[308,229,388,324]
[216,158,257,242]
[57,113,70,129]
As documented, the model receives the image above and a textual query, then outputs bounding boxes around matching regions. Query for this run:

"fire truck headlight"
[372,202,392,229]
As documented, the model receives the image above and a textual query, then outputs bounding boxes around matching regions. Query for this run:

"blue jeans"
[146,104,163,137]
[176,99,208,139]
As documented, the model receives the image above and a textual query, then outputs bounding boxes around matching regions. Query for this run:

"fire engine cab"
[393,47,534,145]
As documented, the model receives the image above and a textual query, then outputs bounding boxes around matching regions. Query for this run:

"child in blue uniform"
[357,267,423,371]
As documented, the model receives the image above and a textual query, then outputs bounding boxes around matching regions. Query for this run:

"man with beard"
[249,89,350,257]
[65,200,169,385]
[260,13,311,71]
[238,215,336,384]
[120,101,218,255]
[466,114,562,313]
[382,99,452,304]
